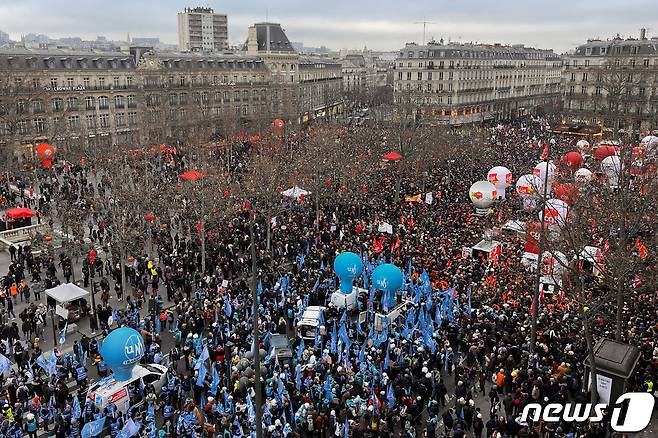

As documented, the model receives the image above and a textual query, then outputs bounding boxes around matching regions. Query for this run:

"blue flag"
[343,417,349,438]
[330,322,337,354]
[387,383,395,408]
[258,278,263,296]
[210,365,219,395]
[384,345,390,370]
[116,418,141,438]
[224,294,232,317]
[320,259,325,271]
[59,321,68,345]
[295,338,305,363]
[312,275,320,292]
[72,395,81,420]
[196,362,207,387]
[295,364,302,390]
[81,416,106,438]
[466,288,472,316]
[196,346,209,369]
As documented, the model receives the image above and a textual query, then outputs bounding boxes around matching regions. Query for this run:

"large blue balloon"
[372,264,403,307]
[100,327,145,381]
[333,252,364,294]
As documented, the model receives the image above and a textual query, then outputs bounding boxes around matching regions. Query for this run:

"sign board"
[110,388,128,403]
[55,305,69,319]
[221,280,229,289]
[587,373,613,405]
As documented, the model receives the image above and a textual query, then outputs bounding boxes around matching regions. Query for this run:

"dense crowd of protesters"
[0,117,656,438]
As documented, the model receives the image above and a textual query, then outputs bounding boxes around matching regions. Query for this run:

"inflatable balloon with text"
[333,252,363,294]
[99,327,145,381]
[372,263,403,309]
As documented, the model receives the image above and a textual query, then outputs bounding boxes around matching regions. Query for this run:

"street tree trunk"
[581,313,599,404]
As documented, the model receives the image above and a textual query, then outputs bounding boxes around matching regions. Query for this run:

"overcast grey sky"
[0,0,655,52]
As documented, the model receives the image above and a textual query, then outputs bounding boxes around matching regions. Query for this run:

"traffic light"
[92,281,100,295]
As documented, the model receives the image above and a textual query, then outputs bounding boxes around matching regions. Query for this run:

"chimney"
[247,26,258,54]
[640,28,647,40]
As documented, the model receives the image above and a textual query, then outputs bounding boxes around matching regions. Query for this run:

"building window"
[179,77,186,86]
[66,97,78,110]
[582,73,587,81]
[98,77,105,87]
[98,96,109,110]
[83,77,90,88]
[17,121,28,135]
[67,115,80,129]
[50,78,58,88]
[113,77,120,87]
[398,72,402,80]
[67,78,75,87]
[581,86,586,94]
[127,76,134,86]
[34,118,46,134]
[99,114,109,128]
[114,95,124,107]
[52,98,64,111]
[427,72,432,80]
[86,114,97,129]
[85,96,95,110]
[115,113,125,127]
[127,112,137,125]
[127,95,136,108]
[32,100,44,113]
[595,86,602,95]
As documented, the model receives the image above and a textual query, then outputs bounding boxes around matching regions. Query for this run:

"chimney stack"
[640,28,647,40]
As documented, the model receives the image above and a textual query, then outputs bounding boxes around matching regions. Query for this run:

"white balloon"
[468,181,497,209]
[576,140,590,154]
[533,161,556,191]
[574,168,593,184]
[601,155,622,187]
[487,166,513,189]
[540,198,569,226]
[516,174,541,198]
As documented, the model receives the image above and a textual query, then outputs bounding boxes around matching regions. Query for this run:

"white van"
[296,306,326,340]
[86,363,167,413]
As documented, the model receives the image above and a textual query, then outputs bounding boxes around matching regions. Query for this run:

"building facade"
[177,7,228,52]
[246,22,343,123]
[393,41,562,124]
[0,47,271,152]
[563,30,658,131]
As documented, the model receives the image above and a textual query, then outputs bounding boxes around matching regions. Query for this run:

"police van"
[86,363,167,413]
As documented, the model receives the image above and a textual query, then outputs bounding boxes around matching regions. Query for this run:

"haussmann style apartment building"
[393,40,563,125]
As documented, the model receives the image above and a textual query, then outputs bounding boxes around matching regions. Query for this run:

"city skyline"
[0,0,656,53]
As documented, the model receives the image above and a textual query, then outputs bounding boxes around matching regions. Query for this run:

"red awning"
[179,170,207,181]
[6,207,35,219]
[382,151,402,161]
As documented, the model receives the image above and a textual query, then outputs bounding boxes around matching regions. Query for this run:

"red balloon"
[35,143,56,168]
[593,145,617,160]
[561,151,583,170]
[554,183,579,205]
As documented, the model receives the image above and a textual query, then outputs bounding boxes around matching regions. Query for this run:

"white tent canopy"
[46,283,90,304]
[281,186,310,200]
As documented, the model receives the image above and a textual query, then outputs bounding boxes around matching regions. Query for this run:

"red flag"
[603,240,610,252]
[497,210,503,223]
[540,143,549,160]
